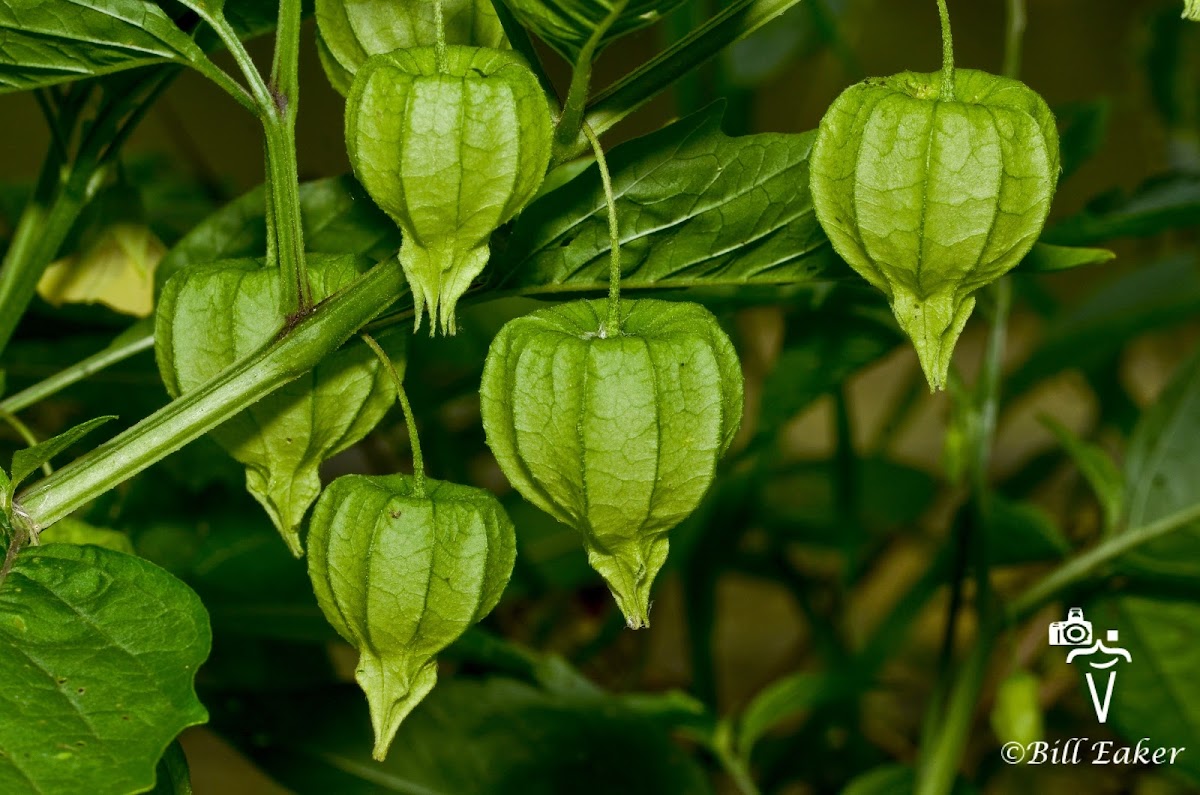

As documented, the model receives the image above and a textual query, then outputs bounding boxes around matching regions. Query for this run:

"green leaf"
[37,518,134,554]
[0,0,206,93]
[843,765,915,795]
[9,415,115,492]
[155,256,405,556]
[1044,173,1200,245]
[246,678,712,794]
[583,0,809,143]
[316,0,507,95]
[0,544,210,794]
[1121,347,1200,578]
[1085,596,1200,785]
[1008,255,1200,397]
[1042,417,1124,532]
[843,765,976,795]
[722,2,844,87]
[1055,99,1111,182]
[502,0,686,61]
[148,740,192,795]
[495,104,837,295]
[760,458,937,540]
[758,305,899,436]
[989,671,1044,749]
[1019,242,1115,273]
[986,498,1070,565]
[135,501,332,643]
[736,672,857,759]
[156,176,402,292]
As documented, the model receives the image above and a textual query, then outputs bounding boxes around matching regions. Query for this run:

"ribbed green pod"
[346,46,553,335]
[155,255,404,556]
[315,0,507,95]
[307,474,516,760]
[479,298,743,628]
[810,69,1059,390]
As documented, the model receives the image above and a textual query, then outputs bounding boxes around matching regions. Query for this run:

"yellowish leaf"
[38,223,165,317]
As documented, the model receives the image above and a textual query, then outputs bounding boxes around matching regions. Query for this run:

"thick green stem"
[0,326,153,416]
[14,260,405,531]
[270,0,302,112]
[583,125,623,334]
[263,111,310,317]
[263,0,310,317]
[362,333,425,497]
[937,0,956,100]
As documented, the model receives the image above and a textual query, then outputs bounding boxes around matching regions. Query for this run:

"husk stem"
[362,333,425,497]
[583,124,623,335]
[936,0,956,100]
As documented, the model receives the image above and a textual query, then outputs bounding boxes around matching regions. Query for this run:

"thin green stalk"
[937,0,956,100]
[0,70,176,359]
[181,2,311,317]
[711,721,762,795]
[917,278,1011,795]
[971,279,1011,505]
[191,6,274,112]
[0,164,103,357]
[14,260,406,532]
[576,0,807,158]
[553,3,626,162]
[0,328,154,416]
[434,0,449,73]
[1002,0,1026,79]
[1009,500,1200,620]
[0,409,42,460]
[362,333,425,497]
[189,56,259,115]
[583,125,623,334]
[270,0,302,115]
[915,627,993,795]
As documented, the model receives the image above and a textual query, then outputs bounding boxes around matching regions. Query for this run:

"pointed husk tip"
[890,289,976,392]
[356,653,439,761]
[399,240,491,337]
[589,544,669,631]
